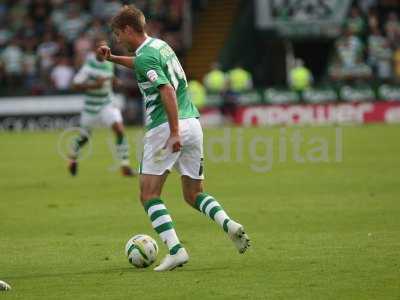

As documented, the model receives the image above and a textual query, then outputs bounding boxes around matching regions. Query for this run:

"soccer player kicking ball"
[69,38,135,177]
[98,5,250,271]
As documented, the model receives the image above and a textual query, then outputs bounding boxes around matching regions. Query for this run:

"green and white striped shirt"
[73,53,115,114]
[134,37,200,131]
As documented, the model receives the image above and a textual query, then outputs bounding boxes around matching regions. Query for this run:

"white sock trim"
[214,210,229,227]
[160,229,180,249]
[152,214,172,228]
[205,201,220,216]
[147,204,166,216]
[199,196,213,211]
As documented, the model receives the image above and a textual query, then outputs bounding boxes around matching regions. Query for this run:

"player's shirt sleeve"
[135,54,169,88]
[73,64,90,85]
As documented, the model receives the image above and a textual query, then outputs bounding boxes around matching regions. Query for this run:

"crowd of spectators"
[329,3,400,84]
[0,0,186,96]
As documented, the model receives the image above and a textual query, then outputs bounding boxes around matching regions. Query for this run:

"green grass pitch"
[0,124,399,299]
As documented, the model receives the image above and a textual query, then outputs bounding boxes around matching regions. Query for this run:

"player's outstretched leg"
[68,129,90,176]
[182,176,250,253]
[143,198,188,271]
[194,192,250,254]
[112,122,136,177]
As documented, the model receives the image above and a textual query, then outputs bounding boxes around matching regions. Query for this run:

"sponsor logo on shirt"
[146,70,158,82]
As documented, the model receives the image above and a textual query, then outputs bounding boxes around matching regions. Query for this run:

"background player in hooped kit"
[70,37,135,177]
[97,5,250,271]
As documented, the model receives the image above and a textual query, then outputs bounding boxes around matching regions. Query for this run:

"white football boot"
[154,247,189,272]
[227,221,250,254]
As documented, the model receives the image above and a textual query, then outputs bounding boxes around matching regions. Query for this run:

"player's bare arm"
[159,84,181,153]
[96,45,135,69]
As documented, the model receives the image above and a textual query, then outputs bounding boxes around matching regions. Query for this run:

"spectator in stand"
[50,0,66,29]
[359,0,377,15]
[91,0,106,20]
[55,34,70,57]
[385,12,400,49]
[74,31,93,68]
[220,64,253,124]
[23,40,39,91]
[91,0,122,21]
[0,20,12,48]
[393,48,400,83]
[368,27,385,70]
[339,28,364,64]
[203,63,226,94]
[50,56,74,93]
[367,8,379,32]
[329,27,371,83]
[368,27,393,82]
[86,19,107,39]
[12,1,29,34]
[18,17,37,41]
[58,4,90,44]
[289,58,313,93]
[0,38,24,89]
[37,31,59,81]
[378,41,394,82]
[0,0,189,96]
[227,65,253,93]
[188,79,206,110]
[346,6,366,37]
[28,0,52,35]
[102,0,123,21]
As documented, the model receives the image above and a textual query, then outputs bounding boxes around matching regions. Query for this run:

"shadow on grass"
[5,265,230,280]
[4,267,135,280]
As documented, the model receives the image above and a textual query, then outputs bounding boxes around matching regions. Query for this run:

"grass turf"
[0,124,399,299]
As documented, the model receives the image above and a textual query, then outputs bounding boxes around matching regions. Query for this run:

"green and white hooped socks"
[116,135,130,166]
[70,130,90,158]
[195,193,233,233]
[144,198,183,255]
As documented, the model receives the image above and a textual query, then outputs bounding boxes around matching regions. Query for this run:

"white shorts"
[140,118,204,180]
[80,103,123,129]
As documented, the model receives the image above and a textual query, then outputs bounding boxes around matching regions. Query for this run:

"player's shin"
[116,134,130,166]
[68,131,90,176]
[194,193,250,253]
[70,133,89,160]
[143,198,183,255]
[194,193,233,232]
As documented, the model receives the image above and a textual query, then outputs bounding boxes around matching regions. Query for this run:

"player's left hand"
[165,134,182,153]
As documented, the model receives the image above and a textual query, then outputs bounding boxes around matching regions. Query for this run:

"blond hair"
[110,5,146,33]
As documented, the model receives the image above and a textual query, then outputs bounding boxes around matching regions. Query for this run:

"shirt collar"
[135,35,151,55]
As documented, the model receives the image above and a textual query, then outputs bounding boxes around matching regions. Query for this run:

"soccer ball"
[125,234,158,268]
[0,280,11,291]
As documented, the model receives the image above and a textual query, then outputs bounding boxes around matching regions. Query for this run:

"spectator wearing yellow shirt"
[289,59,313,92]
[188,80,206,110]
[203,63,226,93]
[227,66,252,93]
